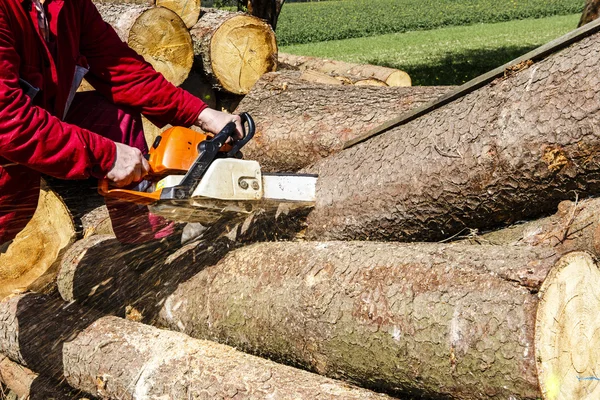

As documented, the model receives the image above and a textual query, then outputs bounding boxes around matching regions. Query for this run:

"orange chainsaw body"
[99,126,230,204]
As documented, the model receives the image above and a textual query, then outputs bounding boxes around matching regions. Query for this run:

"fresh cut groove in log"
[191,9,277,94]
[278,52,412,87]
[302,30,600,242]
[462,196,600,257]
[236,70,453,172]
[156,241,600,400]
[156,0,201,29]
[95,4,193,86]
[0,186,76,300]
[0,293,394,400]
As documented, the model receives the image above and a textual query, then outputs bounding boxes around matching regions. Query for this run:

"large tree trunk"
[579,0,600,26]
[279,53,412,87]
[462,196,600,256]
[236,70,453,172]
[94,4,193,86]
[155,241,600,400]
[301,30,600,242]
[242,0,285,30]
[0,186,76,300]
[190,9,277,94]
[0,293,393,400]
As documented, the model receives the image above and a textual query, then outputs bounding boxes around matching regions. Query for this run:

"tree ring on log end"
[156,0,201,29]
[385,70,412,87]
[210,16,277,94]
[128,7,193,86]
[535,251,600,399]
[0,189,75,299]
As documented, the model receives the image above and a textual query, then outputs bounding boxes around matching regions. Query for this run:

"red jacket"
[0,0,207,179]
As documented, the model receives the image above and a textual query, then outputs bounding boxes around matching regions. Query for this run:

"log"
[95,3,193,86]
[579,0,600,26]
[0,356,85,400]
[0,186,76,300]
[301,30,600,242]
[55,207,311,320]
[462,196,600,257]
[156,0,201,28]
[190,9,277,94]
[278,52,412,87]
[155,241,600,399]
[235,70,454,172]
[243,0,285,30]
[0,293,393,400]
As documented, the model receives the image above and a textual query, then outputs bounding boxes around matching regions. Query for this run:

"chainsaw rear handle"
[203,112,255,158]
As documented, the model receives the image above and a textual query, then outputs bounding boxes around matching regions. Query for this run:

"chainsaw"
[99,113,317,225]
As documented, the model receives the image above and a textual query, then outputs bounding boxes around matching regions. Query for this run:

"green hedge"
[276,0,583,45]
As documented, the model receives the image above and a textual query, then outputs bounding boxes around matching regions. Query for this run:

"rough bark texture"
[244,0,285,30]
[190,9,277,94]
[579,0,600,26]
[0,294,393,400]
[0,356,85,400]
[55,207,310,321]
[0,186,76,300]
[95,3,193,86]
[279,53,412,87]
[235,70,453,172]
[155,241,565,399]
[461,196,600,256]
[303,31,600,242]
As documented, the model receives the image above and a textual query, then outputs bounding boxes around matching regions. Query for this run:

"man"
[0,0,243,250]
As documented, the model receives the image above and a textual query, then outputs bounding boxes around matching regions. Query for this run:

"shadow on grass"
[370,44,540,86]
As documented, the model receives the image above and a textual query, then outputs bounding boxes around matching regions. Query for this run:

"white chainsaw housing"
[150,159,316,224]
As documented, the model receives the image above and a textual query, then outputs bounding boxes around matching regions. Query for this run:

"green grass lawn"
[280,14,581,85]
[275,0,583,45]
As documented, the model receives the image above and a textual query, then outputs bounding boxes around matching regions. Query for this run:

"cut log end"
[156,0,201,29]
[0,188,76,299]
[385,70,412,87]
[536,251,600,400]
[128,7,193,86]
[211,15,277,94]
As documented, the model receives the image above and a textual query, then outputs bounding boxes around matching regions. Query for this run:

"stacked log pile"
[3,4,600,400]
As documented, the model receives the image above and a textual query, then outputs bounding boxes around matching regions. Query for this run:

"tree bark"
[235,70,453,172]
[0,186,76,300]
[155,241,600,400]
[302,30,600,242]
[0,356,86,400]
[279,53,412,87]
[94,3,193,86]
[190,9,277,94]
[243,0,285,30]
[0,293,393,400]
[461,196,600,256]
[579,0,600,26]
[156,0,201,28]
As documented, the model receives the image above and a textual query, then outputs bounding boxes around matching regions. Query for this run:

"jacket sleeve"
[0,8,116,180]
[79,0,207,128]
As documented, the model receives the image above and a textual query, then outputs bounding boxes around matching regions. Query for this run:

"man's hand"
[195,108,243,139]
[106,142,150,187]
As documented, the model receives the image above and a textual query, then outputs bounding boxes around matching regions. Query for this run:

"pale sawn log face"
[236,70,453,172]
[304,32,600,242]
[94,4,193,86]
[157,241,562,399]
[0,188,76,300]
[191,9,277,94]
